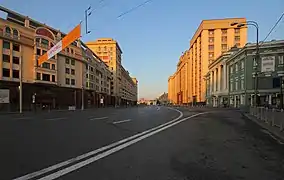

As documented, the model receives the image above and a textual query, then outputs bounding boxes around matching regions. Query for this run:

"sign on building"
[0,89,9,103]
[261,56,275,72]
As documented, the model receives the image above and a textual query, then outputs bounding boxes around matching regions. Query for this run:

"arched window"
[13,29,19,37]
[5,26,11,34]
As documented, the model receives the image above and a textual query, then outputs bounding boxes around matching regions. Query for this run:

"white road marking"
[46,118,66,121]
[260,129,284,145]
[36,112,208,180]
[113,119,132,124]
[13,108,183,180]
[90,117,108,120]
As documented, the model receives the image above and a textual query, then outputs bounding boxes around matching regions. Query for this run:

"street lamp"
[231,20,259,107]
[85,6,92,34]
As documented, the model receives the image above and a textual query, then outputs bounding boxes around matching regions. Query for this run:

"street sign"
[261,56,275,73]
[38,24,81,65]
[0,89,9,103]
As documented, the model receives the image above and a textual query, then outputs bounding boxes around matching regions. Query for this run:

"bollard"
[280,109,284,131]
[271,108,275,127]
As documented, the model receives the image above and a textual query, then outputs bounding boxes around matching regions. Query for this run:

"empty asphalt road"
[1,106,284,180]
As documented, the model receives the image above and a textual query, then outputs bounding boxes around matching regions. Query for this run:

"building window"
[36,38,40,43]
[278,56,284,65]
[65,58,70,64]
[71,79,75,85]
[221,36,227,43]
[86,74,89,78]
[71,59,75,65]
[13,56,20,64]
[241,79,244,90]
[3,54,10,63]
[66,78,70,84]
[221,44,227,51]
[86,82,89,88]
[52,75,55,82]
[36,72,41,80]
[71,49,74,54]
[5,27,11,34]
[209,52,214,58]
[71,69,75,75]
[13,29,19,37]
[230,66,233,73]
[65,68,70,74]
[12,44,20,51]
[2,68,10,77]
[42,73,50,81]
[104,46,107,51]
[234,28,240,34]
[12,70,19,78]
[208,30,214,35]
[51,64,55,70]
[41,38,49,46]
[208,45,214,51]
[235,43,240,47]
[208,37,214,43]
[235,36,240,42]
[36,48,41,55]
[42,62,50,69]
[221,29,227,35]
[3,41,10,49]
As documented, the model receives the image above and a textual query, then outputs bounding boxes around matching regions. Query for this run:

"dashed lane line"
[113,119,132,124]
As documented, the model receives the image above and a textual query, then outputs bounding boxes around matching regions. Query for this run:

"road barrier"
[249,107,284,132]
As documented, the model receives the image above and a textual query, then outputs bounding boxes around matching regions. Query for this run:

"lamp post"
[231,21,259,107]
[19,55,23,113]
[85,6,92,34]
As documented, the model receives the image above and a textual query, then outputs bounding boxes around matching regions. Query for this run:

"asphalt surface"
[1,106,284,180]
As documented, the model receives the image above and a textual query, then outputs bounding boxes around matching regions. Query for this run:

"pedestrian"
[100,97,104,108]
[32,93,36,112]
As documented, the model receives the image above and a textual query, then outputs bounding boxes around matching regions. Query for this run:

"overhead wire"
[117,0,155,19]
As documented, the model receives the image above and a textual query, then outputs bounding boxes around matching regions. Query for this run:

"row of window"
[65,68,75,75]
[42,62,56,70]
[2,54,20,64]
[97,46,113,52]
[2,68,19,78]
[3,40,20,51]
[36,73,56,82]
[230,79,245,91]
[209,28,240,36]
[208,36,240,44]
[65,78,75,85]
[4,26,19,37]
[65,58,75,65]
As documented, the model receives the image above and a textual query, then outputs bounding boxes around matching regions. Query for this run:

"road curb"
[241,112,284,142]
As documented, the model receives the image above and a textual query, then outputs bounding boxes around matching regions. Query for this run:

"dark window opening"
[42,73,50,81]
[13,44,20,51]
[12,70,19,78]
[3,54,10,62]
[13,56,20,64]
[3,41,10,49]
[52,75,55,82]
[36,73,41,80]
[2,68,10,77]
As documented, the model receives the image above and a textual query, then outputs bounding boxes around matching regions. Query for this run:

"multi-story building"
[206,40,284,109]
[86,38,138,105]
[168,75,176,104]
[205,46,239,107]
[0,6,112,111]
[168,18,247,105]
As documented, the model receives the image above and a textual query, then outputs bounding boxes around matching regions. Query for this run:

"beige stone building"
[0,6,112,111]
[86,38,138,105]
[168,18,247,104]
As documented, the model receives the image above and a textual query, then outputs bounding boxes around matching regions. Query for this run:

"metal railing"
[249,106,284,131]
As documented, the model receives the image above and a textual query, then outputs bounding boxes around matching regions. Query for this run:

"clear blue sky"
[1,0,284,99]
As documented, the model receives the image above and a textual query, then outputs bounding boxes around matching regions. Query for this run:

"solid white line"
[90,117,108,120]
[46,118,66,121]
[37,112,208,180]
[13,108,183,180]
[113,119,132,124]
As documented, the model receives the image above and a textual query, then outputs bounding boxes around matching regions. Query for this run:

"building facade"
[206,40,284,109]
[86,38,138,105]
[169,18,247,105]
[0,6,112,111]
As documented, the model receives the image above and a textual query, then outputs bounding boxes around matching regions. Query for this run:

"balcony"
[1,32,20,41]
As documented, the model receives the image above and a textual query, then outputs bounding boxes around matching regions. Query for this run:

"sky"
[1,0,284,99]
